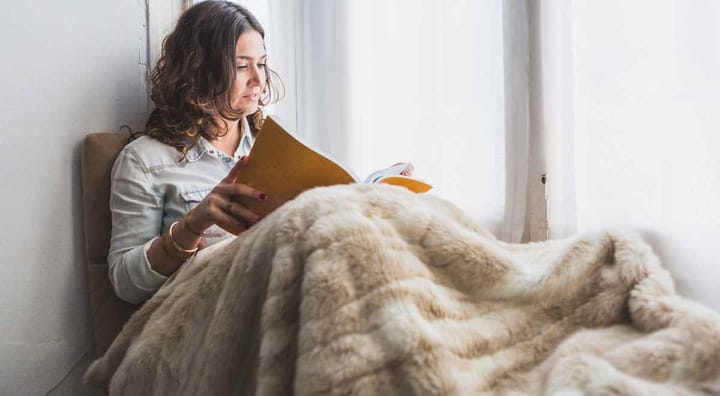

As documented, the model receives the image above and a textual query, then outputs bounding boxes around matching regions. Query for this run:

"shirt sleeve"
[107,147,169,304]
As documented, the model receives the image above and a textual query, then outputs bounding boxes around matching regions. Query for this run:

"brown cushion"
[81,132,139,355]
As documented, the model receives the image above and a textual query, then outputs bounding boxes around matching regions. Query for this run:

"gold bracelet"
[160,233,187,262]
[168,221,199,256]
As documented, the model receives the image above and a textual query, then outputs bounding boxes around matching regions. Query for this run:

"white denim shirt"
[108,118,254,304]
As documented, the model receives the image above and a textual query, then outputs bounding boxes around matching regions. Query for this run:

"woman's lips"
[243,93,260,100]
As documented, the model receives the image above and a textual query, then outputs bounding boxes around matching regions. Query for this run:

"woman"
[108,1,282,304]
[109,1,413,304]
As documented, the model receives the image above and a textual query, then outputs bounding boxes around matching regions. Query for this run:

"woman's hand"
[184,156,267,235]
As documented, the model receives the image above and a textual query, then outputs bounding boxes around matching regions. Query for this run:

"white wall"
[0,1,147,394]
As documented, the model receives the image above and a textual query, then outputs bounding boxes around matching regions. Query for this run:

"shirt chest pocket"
[180,188,225,239]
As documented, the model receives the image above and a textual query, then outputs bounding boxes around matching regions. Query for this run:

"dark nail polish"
[259,193,268,201]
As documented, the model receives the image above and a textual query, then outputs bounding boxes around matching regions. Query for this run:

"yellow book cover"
[226,116,432,234]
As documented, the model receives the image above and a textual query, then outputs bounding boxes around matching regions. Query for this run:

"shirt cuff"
[128,236,169,291]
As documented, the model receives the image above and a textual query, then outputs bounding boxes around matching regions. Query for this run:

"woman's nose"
[248,66,261,86]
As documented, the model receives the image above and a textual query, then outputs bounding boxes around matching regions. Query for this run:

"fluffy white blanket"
[85,184,720,395]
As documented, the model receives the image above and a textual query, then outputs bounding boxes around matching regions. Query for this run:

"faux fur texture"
[85,184,720,395]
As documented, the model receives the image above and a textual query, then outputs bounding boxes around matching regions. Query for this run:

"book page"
[363,162,433,193]
[363,163,411,184]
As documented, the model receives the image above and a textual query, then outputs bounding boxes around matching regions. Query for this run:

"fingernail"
[259,193,268,201]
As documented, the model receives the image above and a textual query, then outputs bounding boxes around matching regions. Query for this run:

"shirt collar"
[183,116,255,163]
[234,116,255,158]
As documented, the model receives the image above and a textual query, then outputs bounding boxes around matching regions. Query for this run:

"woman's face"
[231,30,267,116]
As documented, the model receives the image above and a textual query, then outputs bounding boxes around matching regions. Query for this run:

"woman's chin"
[231,103,258,116]
[240,100,259,114]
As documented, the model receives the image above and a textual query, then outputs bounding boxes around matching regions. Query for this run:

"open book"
[225,116,432,234]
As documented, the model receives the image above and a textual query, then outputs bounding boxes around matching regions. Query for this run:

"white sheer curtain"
[498,0,720,314]
[265,0,509,236]
[527,0,577,242]
[500,0,530,243]
[517,0,720,309]
[571,0,720,308]
[499,0,578,243]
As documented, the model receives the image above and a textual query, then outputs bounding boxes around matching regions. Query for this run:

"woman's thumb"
[223,155,248,183]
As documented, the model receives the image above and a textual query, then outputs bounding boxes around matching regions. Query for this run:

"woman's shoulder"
[120,135,183,172]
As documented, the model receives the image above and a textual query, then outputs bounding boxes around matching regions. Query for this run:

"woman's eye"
[236,64,265,71]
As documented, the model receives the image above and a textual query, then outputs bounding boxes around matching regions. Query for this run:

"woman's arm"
[145,155,268,275]
[108,148,169,304]
[145,217,204,277]
[109,152,266,303]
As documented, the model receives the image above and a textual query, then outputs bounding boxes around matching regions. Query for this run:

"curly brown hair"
[144,1,283,160]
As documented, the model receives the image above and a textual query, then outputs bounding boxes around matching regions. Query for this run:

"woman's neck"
[207,117,245,157]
